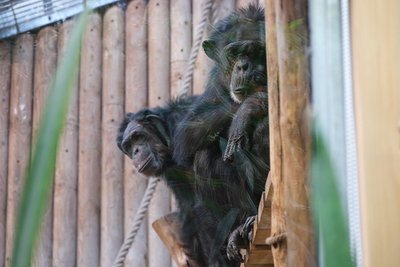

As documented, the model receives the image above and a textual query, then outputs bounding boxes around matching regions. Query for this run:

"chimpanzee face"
[120,119,168,176]
[223,40,267,103]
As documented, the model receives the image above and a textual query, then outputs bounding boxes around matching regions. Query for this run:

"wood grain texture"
[124,1,149,266]
[101,6,125,267]
[77,13,102,267]
[274,0,315,266]
[192,0,213,95]
[53,20,79,267]
[170,0,192,97]
[265,0,287,266]
[352,0,400,266]
[0,41,11,267]
[5,34,34,267]
[148,1,171,266]
[31,26,58,267]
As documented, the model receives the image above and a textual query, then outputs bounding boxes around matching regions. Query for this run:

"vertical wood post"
[78,13,102,267]
[0,41,11,267]
[192,0,213,95]
[31,26,58,267]
[101,6,125,267]
[5,34,34,267]
[148,1,171,266]
[53,20,79,267]
[274,0,315,266]
[170,0,192,98]
[265,0,288,266]
[124,1,149,266]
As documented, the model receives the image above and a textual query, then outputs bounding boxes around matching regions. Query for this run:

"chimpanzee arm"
[224,92,268,161]
[173,90,238,167]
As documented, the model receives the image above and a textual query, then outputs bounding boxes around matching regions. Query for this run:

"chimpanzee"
[117,96,206,266]
[171,4,270,264]
[117,95,249,266]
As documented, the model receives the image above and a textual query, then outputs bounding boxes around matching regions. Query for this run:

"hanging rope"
[112,1,213,266]
[180,0,213,97]
[112,177,159,267]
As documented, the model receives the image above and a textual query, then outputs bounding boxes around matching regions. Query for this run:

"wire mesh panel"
[0,0,120,39]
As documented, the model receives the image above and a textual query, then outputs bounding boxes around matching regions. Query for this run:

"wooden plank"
[101,6,125,267]
[192,0,213,95]
[170,3,192,265]
[264,0,287,266]
[52,20,79,267]
[170,0,192,98]
[124,1,149,266]
[152,213,196,267]
[237,0,258,8]
[148,1,171,266]
[5,34,34,267]
[0,41,11,267]
[352,0,400,266]
[246,250,273,264]
[77,13,102,267]
[31,26,58,267]
[274,0,315,266]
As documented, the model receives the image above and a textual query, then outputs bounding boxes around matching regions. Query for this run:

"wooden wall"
[352,0,400,266]
[0,0,265,266]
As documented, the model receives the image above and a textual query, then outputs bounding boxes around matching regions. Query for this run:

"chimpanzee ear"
[202,40,218,61]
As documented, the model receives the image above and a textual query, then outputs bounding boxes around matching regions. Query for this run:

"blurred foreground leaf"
[11,10,90,267]
[311,125,354,267]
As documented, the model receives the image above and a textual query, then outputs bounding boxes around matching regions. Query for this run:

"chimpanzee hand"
[224,107,251,162]
[226,215,256,262]
[224,91,268,162]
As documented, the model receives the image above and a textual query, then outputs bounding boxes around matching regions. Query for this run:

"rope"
[112,177,160,267]
[180,0,213,97]
[112,1,213,266]
[265,232,287,247]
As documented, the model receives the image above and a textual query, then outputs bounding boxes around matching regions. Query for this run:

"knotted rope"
[265,232,287,247]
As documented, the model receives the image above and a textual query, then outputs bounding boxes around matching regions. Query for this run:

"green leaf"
[311,124,354,267]
[11,9,90,267]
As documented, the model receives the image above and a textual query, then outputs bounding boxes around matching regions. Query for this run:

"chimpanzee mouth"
[138,155,152,173]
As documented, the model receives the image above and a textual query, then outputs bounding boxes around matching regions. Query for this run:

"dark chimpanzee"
[116,96,205,266]
[171,4,270,265]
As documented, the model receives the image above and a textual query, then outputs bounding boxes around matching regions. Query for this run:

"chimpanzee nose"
[236,59,249,72]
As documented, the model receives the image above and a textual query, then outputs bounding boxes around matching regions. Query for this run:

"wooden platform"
[241,179,274,267]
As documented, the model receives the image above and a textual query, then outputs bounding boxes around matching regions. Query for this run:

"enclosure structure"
[0,1,269,267]
[1,0,400,266]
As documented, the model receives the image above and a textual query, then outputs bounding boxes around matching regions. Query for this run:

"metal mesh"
[0,0,120,39]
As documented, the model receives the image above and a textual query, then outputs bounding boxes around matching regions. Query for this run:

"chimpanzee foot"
[226,215,256,262]
[226,226,245,262]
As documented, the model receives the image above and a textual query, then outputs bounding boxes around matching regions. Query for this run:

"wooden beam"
[0,40,11,267]
[32,26,58,267]
[274,0,315,266]
[5,34,34,267]
[77,13,102,267]
[148,1,171,266]
[352,0,400,266]
[101,6,125,267]
[53,20,79,267]
[264,0,287,266]
[124,1,149,266]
